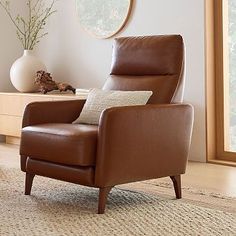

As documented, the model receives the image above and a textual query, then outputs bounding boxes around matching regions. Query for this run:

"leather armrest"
[95,104,194,187]
[22,99,86,127]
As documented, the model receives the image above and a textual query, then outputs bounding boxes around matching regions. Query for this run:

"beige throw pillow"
[73,88,153,125]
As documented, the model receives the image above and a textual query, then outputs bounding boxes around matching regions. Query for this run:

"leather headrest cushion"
[110,35,183,76]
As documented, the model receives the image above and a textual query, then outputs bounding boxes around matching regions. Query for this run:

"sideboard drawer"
[0,115,22,137]
[0,95,23,116]
[0,94,53,116]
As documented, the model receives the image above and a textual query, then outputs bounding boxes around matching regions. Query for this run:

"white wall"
[0,0,25,92]
[0,0,206,162]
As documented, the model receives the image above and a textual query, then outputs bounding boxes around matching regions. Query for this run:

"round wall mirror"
[76,0,132,39]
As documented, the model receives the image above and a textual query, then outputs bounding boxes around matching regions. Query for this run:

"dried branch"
[0,0,57,50]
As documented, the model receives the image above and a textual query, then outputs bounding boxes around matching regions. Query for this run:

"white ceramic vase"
[10,50,46,93]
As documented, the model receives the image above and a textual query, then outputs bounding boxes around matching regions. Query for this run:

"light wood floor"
[1,143,236,197]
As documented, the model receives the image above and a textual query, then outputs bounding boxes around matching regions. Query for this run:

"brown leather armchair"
[20,35,194,214]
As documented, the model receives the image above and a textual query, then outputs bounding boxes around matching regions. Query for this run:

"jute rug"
[0,167,236,236]
[121,179,236,214]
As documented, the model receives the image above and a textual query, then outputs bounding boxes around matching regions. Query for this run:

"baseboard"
[208,159,236,167]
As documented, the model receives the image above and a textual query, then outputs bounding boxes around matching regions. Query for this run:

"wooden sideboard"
[0,92,88,145]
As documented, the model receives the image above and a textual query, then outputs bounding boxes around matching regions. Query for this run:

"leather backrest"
[103,35,184,104]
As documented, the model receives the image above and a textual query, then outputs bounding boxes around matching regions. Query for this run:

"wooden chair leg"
[170,175,182,199]
[98,186,113,214]
[25,173,35,195]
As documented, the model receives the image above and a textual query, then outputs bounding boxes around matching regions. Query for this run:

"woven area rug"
[121,179,236,214]
[0,167,236,236]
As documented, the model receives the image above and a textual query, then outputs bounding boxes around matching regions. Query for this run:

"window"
[206,0,236,164]
[225,0,236,152]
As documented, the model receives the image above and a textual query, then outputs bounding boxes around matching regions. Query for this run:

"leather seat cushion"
[20,123,98,166]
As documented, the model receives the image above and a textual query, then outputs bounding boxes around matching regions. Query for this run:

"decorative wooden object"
[0,92,88,145]
[35,70,76,94]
